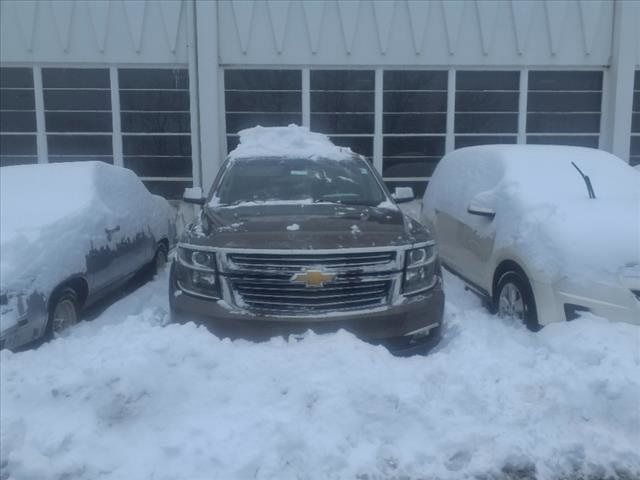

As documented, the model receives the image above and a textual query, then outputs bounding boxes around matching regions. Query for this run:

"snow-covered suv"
[170,126,444,354]
[422,145,640,330]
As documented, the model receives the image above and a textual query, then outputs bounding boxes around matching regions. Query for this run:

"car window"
[212,157,387,207]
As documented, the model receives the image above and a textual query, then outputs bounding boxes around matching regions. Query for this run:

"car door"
[431,151,502,289]
[88,168,154,292]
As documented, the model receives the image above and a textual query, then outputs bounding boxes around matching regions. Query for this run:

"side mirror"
[392,186,414,204]
[183,186,206,205]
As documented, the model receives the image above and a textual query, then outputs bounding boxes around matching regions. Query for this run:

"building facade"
[1,0,639,199]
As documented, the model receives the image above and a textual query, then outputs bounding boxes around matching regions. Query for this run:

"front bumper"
[170,266,444,353]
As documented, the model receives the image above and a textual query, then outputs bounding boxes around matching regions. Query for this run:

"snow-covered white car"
[0,162,176,350]
[422,145,640,330]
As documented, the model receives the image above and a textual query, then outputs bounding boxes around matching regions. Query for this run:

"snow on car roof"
[1,162,105,242]
[228,125,354,161]
[451,144,639,200]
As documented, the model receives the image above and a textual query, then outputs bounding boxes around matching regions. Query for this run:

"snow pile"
[1,272,639,480]
[228,125,353,162]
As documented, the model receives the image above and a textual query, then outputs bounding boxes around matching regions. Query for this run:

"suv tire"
[495,270,540,332]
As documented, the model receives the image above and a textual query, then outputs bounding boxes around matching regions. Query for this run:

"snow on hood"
[228,125,354,161]
[462,146,640,283]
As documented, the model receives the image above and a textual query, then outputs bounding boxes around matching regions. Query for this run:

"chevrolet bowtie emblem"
[290,270,335,288]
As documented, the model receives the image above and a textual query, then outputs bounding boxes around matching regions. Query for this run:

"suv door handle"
[105,225,120,240]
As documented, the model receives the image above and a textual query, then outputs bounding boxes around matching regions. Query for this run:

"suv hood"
[182,203,431,250]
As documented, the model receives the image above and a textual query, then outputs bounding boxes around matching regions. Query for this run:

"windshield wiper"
[571,161,596,199]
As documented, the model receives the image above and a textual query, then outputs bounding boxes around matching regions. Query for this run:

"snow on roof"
[228,125,354,161]
[0,162,106,242]
[451,144,639,200]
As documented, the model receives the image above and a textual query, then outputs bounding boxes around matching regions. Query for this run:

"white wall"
[0,0,189,64]
[218,0,614,66]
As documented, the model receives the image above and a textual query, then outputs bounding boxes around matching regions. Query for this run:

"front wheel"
[48,288,79,338]
[495,270,540,331]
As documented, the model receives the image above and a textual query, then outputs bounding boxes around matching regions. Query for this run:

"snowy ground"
[1,261,639,480]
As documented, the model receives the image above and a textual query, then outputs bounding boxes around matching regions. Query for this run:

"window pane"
[527,91,601,112]
[42,68,109,88]
[311,70,374,91]
[528,71,602,91]
[44,90,111,111]
[122,135,191,156]
[455,92,519,112]
[47,135,112,155]
[0,111,36,132]
[310,113,373,134]
[384,113,446,134]
[1,89,35,110]
[225,70,301,91]
[45,112,112,133]
[527,113,601,134]
[121,112,190,133]
[119,69,189,89]
[455,113,518,134]
[1,67,34,88]
[384,71,447,90]
[383,136,445,156]
[0,134,37,155]
[125,156,192,177]
[120,91,189,111]
[526,135,599,148]
[384,91,447,113]
[225,91,300,112]
[456,71,519,90]
[310,91,374,113]
[631,136,640,155]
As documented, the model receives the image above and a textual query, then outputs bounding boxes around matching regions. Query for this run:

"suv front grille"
[230,277,392,314]
[226,251,396,274]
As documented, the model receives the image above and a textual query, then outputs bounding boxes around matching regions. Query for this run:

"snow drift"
[1,271,638,480]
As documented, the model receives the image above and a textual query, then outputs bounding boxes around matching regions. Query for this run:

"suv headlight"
[175,247,220,299]
[402,245,437,295]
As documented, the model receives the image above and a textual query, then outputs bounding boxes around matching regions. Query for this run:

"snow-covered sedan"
[422,145,640,330]
[0,162,175,350]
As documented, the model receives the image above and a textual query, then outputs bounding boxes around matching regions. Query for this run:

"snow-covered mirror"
[183,186,205,205]
[392,186,414,203]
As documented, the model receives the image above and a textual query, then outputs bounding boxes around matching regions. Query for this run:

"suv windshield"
[212,157,387,207]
